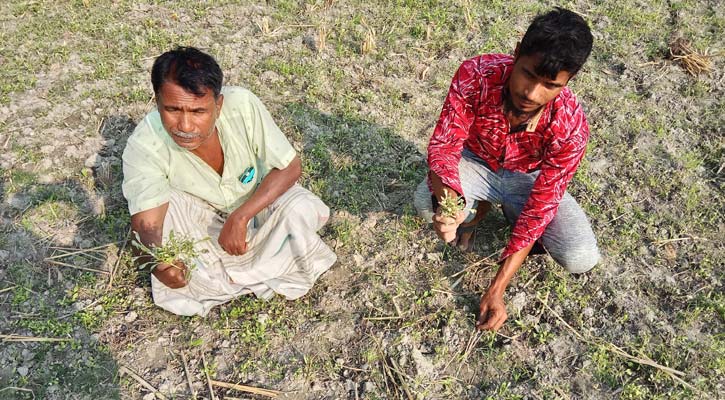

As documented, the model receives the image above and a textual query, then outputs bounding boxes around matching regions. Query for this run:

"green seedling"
[131,230,209,278]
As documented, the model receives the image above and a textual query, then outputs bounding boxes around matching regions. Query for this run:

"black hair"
[151,46,223,98]
[518,7,593,79]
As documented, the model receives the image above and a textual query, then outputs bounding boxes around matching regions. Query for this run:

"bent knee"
[286,191,330,228]
[556,247,600,274]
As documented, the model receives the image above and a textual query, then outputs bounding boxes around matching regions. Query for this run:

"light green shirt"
[122,87,296,215]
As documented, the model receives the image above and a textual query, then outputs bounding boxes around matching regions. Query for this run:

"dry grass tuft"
[256,16,271,35]
[361,20,376,55]
[317,25,328,52]
[669,37,712,76]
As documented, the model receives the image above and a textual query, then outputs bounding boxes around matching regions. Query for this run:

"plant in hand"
[438,188,471,219]
[132,230,209,279]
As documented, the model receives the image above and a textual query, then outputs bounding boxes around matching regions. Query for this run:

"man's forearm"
[130,203,169,266]
[231,156,302,222]
[429,172,459,203]
[488,241,535,296]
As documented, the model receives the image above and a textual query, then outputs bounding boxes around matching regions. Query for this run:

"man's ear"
[566,72,577,85]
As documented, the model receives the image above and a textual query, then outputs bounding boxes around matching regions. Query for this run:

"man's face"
[157,81,223,151]
[507,53,573,114]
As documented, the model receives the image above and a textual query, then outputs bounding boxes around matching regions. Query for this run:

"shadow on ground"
[0,115,138,399]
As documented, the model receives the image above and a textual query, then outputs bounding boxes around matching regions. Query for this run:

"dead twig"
[45,259,109,275]
[210,380,280,398]
[48,243,117,253]
[652,236,706,246]
[445,250,499,280]
[363,315,402,321]
[108,228,132,289]
[181,352,197,399]
[388,356,415,400]
[202,353,217,400]
[370,335,413,399]
[1,334,71,342]
[455,330,483,376]
[0,387,35,398]
[58,298,102,320]
[0,285,18,295]
[119,365,168,400]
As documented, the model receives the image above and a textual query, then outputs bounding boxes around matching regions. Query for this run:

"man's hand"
[476,290,507,331]
[218,213,249,255]
[432,210,466,243]
[152,261,188,289]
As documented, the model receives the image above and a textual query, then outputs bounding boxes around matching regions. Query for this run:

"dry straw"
[210,380,281,398]
[669,37,712,76]
[361,19,376,54]
[317,25,328,51]
[256,16,271,35]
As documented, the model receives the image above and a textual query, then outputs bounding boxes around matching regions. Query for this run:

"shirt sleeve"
[500,109,589,260]
[427,59,481,196]
[121,123,171,215]
[242,92,296,177]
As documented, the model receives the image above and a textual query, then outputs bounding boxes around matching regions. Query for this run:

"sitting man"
[415,8,600,331]
[122,47,336,316]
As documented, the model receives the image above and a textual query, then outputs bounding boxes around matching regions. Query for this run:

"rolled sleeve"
[122,128,171,215]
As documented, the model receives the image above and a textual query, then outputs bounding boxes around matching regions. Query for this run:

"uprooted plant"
[438,188,471,219]
[131,230,210,279]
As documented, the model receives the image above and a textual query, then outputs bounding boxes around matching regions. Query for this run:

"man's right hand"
[432,211,466,243]
[152,261,188,289]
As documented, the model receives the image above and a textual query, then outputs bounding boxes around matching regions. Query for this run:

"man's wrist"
[486,283,506,298]
[231,208,252,225]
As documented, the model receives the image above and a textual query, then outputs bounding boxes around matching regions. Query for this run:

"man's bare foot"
[456,223,477,251]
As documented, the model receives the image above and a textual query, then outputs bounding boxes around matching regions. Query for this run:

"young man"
[123,47,336,316]
[415,8,599,331]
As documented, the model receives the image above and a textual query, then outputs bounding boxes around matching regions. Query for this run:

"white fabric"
[151,185,337,316]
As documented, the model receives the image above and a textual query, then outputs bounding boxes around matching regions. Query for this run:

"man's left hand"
[218,213,249,255]
[476,290,507,331]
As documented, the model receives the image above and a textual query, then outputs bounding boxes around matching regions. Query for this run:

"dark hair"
[518,7,593,79]
[151,46,223,98]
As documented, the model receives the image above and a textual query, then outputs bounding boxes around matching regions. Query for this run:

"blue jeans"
[420,149,600,273]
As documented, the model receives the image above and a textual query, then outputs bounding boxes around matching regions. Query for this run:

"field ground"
[0,0,723,399]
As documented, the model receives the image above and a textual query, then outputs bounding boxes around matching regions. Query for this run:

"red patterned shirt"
[427,54,590,260]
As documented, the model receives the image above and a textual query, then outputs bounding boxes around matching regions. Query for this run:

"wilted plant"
[132,231,209,278]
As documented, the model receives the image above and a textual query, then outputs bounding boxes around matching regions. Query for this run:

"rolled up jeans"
[415,149,600,273]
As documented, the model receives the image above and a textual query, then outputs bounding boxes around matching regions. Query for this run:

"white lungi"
[151,185,337,316]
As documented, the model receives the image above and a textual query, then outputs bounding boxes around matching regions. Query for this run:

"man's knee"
[556,245,600,274]
[285,189,329,229]
[414,179,435,222]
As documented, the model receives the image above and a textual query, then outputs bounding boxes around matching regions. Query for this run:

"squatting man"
[416,8,600,331]
[122,47,336,316]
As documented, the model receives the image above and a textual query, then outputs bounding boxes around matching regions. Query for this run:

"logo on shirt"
[239,166,255,184]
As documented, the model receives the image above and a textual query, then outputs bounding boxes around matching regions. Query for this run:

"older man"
[415,8,600,331]
[123,47,336,316]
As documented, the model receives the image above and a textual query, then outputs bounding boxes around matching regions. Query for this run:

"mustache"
[172,131,202,139]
